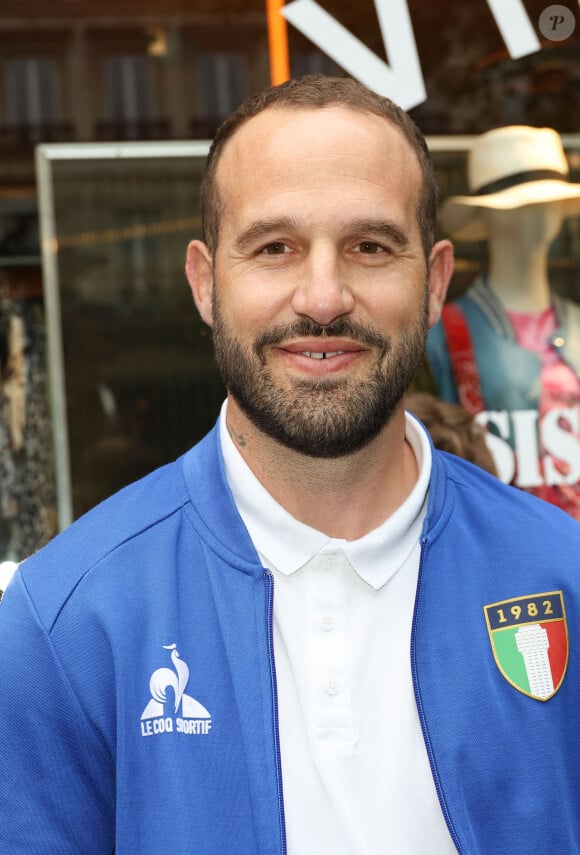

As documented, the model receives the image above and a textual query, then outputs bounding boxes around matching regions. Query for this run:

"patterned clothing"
[507,306,580,519]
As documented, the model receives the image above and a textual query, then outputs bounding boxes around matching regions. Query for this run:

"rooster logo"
[141,644,211,721]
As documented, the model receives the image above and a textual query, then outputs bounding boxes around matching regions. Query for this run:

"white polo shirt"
[220,403,456,854]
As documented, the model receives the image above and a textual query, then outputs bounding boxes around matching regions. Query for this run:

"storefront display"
[428,126,580,517]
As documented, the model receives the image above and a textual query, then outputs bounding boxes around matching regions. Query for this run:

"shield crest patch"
[483,591,568,701]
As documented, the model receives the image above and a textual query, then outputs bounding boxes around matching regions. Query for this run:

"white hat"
[440,125,580,242]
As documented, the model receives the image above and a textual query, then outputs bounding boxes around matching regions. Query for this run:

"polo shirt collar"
[220,401,431,591]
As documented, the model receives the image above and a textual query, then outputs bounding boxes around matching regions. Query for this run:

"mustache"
[254,317,388,353]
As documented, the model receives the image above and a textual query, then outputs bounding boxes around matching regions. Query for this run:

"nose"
[290,244,355,326]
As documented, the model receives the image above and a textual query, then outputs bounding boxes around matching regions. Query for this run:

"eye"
[261,241,289,255]
[355,241,386,254]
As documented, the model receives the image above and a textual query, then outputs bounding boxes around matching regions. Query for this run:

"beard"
[211,287,429,458]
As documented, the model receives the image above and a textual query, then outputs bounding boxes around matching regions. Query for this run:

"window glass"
[6,57,60,126]
[197,52,249,119]
[38,145,224,522]
[103,54,158,125]
[431,138,580,300]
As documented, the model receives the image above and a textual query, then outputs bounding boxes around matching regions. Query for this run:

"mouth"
[280,338,366,355]
[296,350,345,360]
[274,339,368,374]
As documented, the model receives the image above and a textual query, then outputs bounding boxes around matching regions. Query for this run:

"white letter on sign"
[281,0,426,110]
[485,0,540,58]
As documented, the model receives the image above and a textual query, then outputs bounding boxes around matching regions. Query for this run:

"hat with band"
[440,125,580,242]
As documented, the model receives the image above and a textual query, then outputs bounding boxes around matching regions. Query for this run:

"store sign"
[478,407,580,488]
[282,0,542,109]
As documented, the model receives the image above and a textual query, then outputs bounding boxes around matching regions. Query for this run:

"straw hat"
[440,125,580,242]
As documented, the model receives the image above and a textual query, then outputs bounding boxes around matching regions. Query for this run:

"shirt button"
[325,680,339,696]
[320,614,334,631]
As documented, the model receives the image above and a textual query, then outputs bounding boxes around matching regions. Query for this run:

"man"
[0,75,578,854]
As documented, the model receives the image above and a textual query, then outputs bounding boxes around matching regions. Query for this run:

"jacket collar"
[181,424,266,576]
[181,414,443,582]
[219,404,431,590]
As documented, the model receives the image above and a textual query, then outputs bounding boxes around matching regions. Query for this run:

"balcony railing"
[95,119,172,141]
[0,122,75,152]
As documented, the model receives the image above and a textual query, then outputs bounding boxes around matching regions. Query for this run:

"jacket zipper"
[411,537,464,855]
[265,570,288,855]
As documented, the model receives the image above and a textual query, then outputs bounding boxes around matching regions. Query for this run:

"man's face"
[189,106,450,457]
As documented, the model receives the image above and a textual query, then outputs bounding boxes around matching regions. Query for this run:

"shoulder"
[432,449,580,543]
[16,456,193,630]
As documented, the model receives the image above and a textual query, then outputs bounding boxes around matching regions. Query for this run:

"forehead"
[214,105,423,217]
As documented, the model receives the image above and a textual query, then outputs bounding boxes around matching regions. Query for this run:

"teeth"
[300,351,343,359]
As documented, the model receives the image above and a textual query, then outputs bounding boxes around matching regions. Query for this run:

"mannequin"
[427,126,580,518]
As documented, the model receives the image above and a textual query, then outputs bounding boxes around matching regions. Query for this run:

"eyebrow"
[232,217,411,252]
[233,218,298,253]
[350,220,410,249]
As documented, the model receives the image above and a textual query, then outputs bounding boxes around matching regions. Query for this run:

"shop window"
[36,141,224,527]
[430,138,580,302]
[0,270,58,564]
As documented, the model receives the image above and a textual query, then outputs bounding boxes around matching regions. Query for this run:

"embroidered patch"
[483,592,568,701]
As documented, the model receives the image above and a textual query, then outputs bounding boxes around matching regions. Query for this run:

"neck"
[487,241,551,313]
[483,204,563,313]
[225,397,418,541]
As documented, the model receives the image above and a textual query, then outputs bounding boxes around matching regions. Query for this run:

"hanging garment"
[0,298,57,561]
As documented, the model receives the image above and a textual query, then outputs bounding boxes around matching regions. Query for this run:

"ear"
[426,240,454,328]
[185,239,214,327]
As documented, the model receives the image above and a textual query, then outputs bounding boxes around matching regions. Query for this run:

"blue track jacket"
[0,421,579,854]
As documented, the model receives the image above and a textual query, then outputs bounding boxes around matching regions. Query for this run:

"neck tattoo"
[227,420,247,448]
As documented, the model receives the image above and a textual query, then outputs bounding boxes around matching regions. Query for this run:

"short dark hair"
[200,74,438,260]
